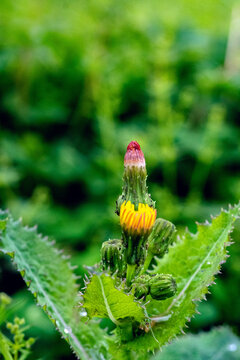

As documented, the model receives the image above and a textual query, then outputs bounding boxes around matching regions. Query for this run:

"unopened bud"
[133,275,151,299]
[101,239,124,274]
[26,337,35,349]
[149,274,177,300]
[147,218,176,258]
[116,141,154,214]
[124,141,145,168]
[0,293,11,306]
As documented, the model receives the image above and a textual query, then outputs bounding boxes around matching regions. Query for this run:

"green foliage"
[83,274,144,325]
[0,203,239,359]
[1,0,240,358]
[152,327,240,360]
[0,294,35,360]
[118,204,240,354]
[0,211,108,360]
[5,317,35,360]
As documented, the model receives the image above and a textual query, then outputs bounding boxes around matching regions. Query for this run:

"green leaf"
[0,332,13,360]
[151,327,240,360]
[83,274,145,325]
[121,204,240,353]
[0,218,7,231]
[0,210,108,360]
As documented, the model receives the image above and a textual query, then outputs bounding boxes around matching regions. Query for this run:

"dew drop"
[207,262,211,265]
[228,343,237,352]
[64,328,70,334]
[79,309,87,317]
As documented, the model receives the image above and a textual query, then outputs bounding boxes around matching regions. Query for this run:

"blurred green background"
[1,0,240,358]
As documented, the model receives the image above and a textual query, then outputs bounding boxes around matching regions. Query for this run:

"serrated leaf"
[0,219,7,231]
[151,327,240,360]
[83,274,144,325]
[0,211,108,360]
[121,204,240,353]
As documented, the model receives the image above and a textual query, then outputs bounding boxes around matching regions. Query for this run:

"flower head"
[124,141,145,168]
[120,200,156,237]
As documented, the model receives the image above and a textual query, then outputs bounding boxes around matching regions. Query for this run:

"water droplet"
[64,328,70,334]
[228,343,237,352]
[207,262,211,265]
[79,309,87,317]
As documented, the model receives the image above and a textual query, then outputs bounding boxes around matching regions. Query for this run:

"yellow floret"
[120,201,156,236]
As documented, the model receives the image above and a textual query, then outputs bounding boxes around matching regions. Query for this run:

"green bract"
[101,239,124,275]
[149,274,177,300]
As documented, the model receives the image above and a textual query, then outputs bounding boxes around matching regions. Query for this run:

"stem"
[140,252,153,275]
[0,332,14,360]
[126,264,136,286]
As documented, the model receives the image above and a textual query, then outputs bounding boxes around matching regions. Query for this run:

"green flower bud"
[14,317,25,326]
[26,337,35,349]
[6,322,12,330]
[101,239,123,274]
[14,333,24,343]
[149,274,177,300]
[147,218,176,258]
[0,293,11,306]
[133,275,151,299]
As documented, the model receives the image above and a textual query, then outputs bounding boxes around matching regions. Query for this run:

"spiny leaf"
[120,204,240,354]
[83,274,145,325]
[151,327,240,360]
[0,210,108,360]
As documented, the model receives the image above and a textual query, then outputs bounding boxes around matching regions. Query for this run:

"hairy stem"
[126,264,136,286]
[140,252,153,275]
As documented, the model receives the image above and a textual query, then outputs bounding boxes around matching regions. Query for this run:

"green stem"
[140,252,153,275]
[126,264,136,286]
[0,332,13,360]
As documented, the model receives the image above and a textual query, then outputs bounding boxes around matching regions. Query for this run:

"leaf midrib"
[2,227,90,360]
[165,221,232,314]
[97,276,121,326]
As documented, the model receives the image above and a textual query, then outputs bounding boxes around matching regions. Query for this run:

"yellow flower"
[120,201,156,236]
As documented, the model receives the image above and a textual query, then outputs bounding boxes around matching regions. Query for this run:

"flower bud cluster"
[6,316,35,354]
[133,274,177,300]
[101,140,177,301]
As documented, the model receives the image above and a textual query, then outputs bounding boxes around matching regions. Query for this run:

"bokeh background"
[1,0,240,358]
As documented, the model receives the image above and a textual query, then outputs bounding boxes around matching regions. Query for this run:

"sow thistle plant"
[0,141,239,360]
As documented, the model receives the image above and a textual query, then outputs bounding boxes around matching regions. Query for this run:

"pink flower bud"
[124,141,146,168]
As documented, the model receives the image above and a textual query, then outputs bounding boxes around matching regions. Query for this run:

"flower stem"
[0,332,13,360]
[126,264,136,286]
[140,252,153,275]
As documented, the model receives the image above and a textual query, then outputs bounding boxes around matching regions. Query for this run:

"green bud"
[101,239,124,274]
[147,218,176,258]
[6,322,12,330]
[14,333,24,343]
[26,337,35,349]
[0,293,11,306]
[10,324,19,334]
[133,275,151,299]
[149,274,177,300]
[14,317,25,326]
